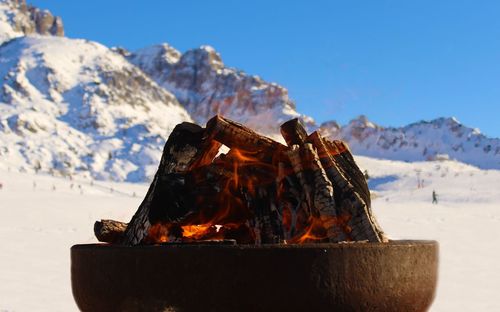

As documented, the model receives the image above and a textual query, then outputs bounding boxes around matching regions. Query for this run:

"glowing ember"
[289,214,352,244]
[181,224,214,240]
[146,223,169,243]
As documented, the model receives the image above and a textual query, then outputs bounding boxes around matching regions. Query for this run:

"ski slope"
[0,156,499,311]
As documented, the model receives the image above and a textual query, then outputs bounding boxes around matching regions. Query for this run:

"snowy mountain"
[127,44,316,136]
[0,0,499,182]
[0,0,63,44]
[127,42,499,169]
[0,36,192,181]
[320,115,500,169]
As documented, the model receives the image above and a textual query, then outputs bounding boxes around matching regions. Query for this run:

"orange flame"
[146,223,170,243]
[145,146,351,245]
[181,224,214,240]
[289,214,352,244]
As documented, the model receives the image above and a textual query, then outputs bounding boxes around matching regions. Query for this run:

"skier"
[432,190,438,204]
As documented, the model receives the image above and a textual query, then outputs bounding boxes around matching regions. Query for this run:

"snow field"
[0,156,499,311]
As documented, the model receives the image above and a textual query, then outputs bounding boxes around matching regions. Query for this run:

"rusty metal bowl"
[71,240,438,312]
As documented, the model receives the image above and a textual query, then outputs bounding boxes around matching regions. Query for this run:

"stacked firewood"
[95,116,387,245]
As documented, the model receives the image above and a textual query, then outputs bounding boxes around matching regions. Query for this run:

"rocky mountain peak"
[0,0,64,44]
[178,45,224,71]
[129,44,180,73]
[349,115,378,127]
[129,43,315,136]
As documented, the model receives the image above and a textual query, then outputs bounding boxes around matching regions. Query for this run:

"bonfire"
[94,115,388,246]
[76,116,441,312]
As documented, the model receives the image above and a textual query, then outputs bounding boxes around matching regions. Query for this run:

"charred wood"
[115,115,388,246]
[205,115,286,159]
[122,122,210,246]
[94,219,127,244]
[285,143,348,242]
[324,139,371,208]
[307,132,387,242]
[280,118,308,146]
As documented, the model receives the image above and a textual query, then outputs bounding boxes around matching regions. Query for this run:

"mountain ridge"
[0,0,498,182]
[127,43,316,137]
[0,35,192,181]
[320,115,500,169]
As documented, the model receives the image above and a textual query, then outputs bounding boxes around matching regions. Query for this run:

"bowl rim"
[71,239,438,250]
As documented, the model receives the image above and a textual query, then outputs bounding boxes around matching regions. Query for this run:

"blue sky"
[31,0,500,137]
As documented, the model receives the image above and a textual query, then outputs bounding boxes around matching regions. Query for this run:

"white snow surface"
[1,157,499,311]
[0,0,24,44]
[0,36,192,182]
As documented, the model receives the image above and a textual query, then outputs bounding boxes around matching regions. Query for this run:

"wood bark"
[122,122,219,246]
[280,120,346,242]
[205,115,286,158]
[324,139,371,208]
[307,131,387,242]
[251,185,283,244]
[280,118,308,147]
[94,219,127,244]
[276,161,301,239]
[285,145,313,215]
[285,144,349,242]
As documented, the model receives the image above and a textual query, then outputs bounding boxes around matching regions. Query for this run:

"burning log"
[279,119,315,235]
[324,139,371,208]
[122,122,221,246]
[307,131,387,242]
[276,160,303,240]
[248,185,283,244]
[281,119,347,242]
[100,115,388,246]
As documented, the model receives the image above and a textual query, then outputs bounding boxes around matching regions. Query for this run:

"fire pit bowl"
[71,240,438,312]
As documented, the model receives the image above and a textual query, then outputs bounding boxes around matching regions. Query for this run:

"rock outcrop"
[129,44,316,137]
[0,0,63,44]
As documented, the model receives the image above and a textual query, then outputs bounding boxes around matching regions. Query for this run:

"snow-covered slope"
[0,36,192,181]
[2,159,500,311]
[129,43,499,169]
[0,0,63,44]
[1,0,499,181]
[320,116,500,170]
[128,44,315,136]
